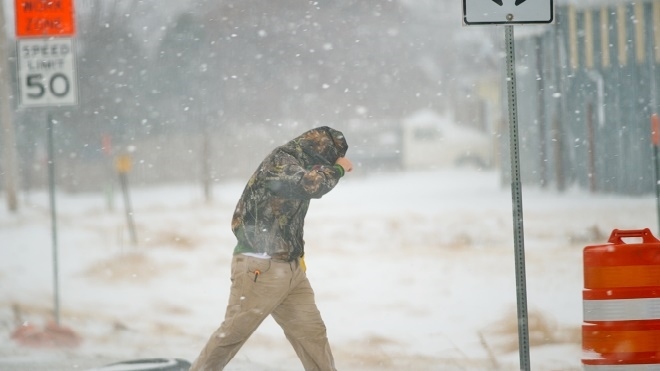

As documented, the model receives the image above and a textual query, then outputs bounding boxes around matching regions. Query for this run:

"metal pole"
[654,144,660,234]
[652,114,660,234]
[504,24,531,371]
[47,113,61,325]
[119,171,137,246]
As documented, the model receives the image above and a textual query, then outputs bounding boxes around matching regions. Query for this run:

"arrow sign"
[464,0,553,25]
[491,0,529,6]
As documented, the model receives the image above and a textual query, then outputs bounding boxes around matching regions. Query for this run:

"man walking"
[190,126,353,371]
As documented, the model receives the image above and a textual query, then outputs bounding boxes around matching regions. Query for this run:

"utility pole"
[0,0,19,212]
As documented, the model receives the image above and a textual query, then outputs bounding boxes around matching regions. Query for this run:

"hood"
[280,126,348,167]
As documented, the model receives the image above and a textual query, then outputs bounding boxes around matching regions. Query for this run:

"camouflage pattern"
[232,126,349,261]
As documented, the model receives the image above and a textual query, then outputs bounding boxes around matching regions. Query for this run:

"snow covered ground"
[1,169,656,370]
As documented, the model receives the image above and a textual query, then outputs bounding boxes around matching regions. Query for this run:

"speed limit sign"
[17,37,78,107]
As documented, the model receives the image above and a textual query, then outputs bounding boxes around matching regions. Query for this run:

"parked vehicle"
[402,109,493,170]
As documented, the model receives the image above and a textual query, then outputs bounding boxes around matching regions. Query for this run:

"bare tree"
[0,0,19,212]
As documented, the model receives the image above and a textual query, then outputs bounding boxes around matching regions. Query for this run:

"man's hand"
[335,157,353,173]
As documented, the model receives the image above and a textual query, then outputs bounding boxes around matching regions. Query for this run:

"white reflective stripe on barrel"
[583,298,660,322]
[583,364,660,370]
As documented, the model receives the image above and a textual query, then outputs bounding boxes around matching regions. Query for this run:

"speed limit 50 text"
[17,37,77,107]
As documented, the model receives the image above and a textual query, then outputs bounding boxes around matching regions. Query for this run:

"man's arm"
[264,155,353,199]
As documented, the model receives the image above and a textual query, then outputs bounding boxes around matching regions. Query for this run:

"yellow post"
[116,154,137,245]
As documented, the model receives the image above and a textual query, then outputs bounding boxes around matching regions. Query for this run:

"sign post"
[46,112,60,324]
[116,153,138,246]
[652,114,660,234]
[15,0,77,326]
[463,1,553,370]
[503,25,531,370]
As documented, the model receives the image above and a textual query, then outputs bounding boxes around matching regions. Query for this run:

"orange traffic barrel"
[582,228,660,368]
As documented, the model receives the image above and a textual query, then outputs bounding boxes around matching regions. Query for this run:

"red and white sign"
[15,0,76,37]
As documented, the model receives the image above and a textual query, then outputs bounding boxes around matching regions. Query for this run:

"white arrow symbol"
[491,0,528,6]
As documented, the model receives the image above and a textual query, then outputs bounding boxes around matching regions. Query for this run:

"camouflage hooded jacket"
[231,126,349,260]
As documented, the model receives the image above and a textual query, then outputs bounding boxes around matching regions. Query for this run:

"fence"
[501,0,660,195]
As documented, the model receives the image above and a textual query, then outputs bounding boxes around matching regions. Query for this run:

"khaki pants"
[190,254,336,371]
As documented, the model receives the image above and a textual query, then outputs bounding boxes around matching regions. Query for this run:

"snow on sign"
[463,0,553,25]
[15,0,76,37]
[17,37,78,107]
